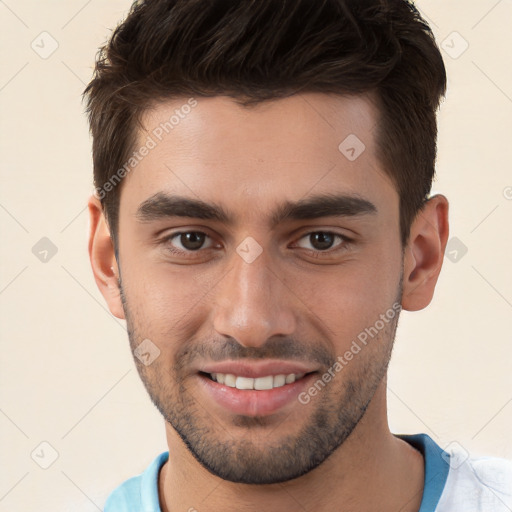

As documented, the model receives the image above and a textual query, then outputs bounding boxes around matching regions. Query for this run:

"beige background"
[0,0,511,510]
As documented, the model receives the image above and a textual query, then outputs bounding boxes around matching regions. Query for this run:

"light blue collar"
[142,433,449,511]
[395,433,450,511]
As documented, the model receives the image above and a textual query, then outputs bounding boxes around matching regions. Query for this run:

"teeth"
[235,376,254,390]
[224,374,236,387]
[209,373,306,390]
[254,375,274,390]
[273,374,286,387]
[285,374,296,384]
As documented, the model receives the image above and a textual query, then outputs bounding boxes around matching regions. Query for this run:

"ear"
[402,194,449,311]
[87,195,125,319]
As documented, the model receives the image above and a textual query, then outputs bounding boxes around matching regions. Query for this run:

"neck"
[159,379,425,512]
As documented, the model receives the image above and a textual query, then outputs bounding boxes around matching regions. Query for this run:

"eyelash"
[160,230,352,259]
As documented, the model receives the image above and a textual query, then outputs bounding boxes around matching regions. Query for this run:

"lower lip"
[197,373,317,417]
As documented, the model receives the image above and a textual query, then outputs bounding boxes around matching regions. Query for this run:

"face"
[115,93,404,484]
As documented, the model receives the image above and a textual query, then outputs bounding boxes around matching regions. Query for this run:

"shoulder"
[437,444,512,511]
[103,451,169,512]
[104,475,143,511]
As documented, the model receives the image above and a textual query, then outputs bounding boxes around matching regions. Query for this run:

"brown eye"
[296,231,344,252]
[166,231,213,253]
[179,232,206,250]
[310,232,335,250]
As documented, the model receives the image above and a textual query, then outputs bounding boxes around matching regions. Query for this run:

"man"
[84,0,512,510]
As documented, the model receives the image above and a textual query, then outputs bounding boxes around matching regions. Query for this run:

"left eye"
[295,232,345,251]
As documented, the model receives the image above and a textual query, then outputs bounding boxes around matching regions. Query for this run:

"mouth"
[200,371,311,390]
[197,370,319,417]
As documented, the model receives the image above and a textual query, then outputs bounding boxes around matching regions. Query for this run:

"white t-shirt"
[436,441,512,511]
[104,433,512,511]
[398,434,512,511]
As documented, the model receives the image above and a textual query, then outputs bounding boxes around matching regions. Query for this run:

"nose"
[212,245,297,348]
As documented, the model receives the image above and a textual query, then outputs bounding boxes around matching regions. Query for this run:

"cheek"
[123,235,212,302]
[120,259,206,341]
[291,255,401,348]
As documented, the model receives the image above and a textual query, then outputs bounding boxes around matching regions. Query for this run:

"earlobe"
[401,195,449,312]
[88,195,125,319]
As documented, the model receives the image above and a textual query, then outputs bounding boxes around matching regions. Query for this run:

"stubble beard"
[119,277,402,484]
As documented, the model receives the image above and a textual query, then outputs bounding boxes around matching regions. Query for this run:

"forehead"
[119,92,397,223]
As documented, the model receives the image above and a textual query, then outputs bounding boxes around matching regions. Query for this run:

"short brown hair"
[84,0,446,247]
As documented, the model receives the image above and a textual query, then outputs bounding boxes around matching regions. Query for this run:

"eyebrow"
[136,192,377,228]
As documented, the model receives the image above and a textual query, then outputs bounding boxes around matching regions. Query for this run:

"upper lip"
[198,360,319,379]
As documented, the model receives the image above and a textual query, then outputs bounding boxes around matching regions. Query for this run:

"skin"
[88,92,449,511]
